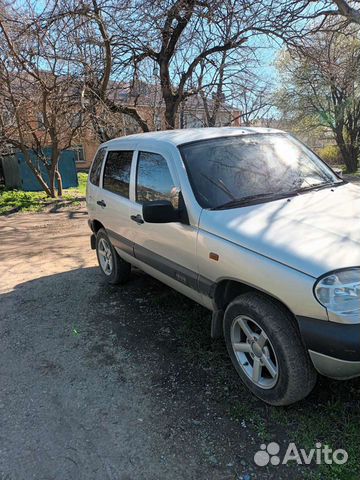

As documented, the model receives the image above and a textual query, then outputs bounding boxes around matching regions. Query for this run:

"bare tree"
[200,52,228,127]
[1,0,342,181]
[194,51,272,128]
[274,27,360,172]
[233,85,273,127]
[41,0,332,137]
[46,0,151,141]
[0,2,86,196]
[131,0,317,129]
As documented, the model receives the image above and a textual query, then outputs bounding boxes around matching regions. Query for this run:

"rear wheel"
[223,292,317,405]
[96,228,131,285]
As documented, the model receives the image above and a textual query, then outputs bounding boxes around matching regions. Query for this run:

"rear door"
[86,147,107,220]
[97,149,135,256]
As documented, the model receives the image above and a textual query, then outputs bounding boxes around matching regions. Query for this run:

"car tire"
[223,292,317,406]
[95,228,131,285]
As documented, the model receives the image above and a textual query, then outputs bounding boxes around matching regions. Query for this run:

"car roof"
[101,127,284,148]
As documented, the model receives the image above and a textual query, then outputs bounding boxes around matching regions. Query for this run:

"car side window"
[136,152,176,205]
[89,147,107,186]
[103,150,133,198]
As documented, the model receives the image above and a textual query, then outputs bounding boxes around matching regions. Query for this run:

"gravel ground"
[1,204,359,480]
[0,208,262,480]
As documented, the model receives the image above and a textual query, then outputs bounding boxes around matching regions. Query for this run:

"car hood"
[200,183,360,278]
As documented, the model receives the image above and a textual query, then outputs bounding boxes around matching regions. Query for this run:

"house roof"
[103,127,284,147]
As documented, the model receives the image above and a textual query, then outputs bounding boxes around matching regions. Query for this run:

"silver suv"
[86,127,360,405]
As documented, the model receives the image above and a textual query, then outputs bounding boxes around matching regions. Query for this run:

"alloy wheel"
[98,238,113,276]
[230,315,279,389]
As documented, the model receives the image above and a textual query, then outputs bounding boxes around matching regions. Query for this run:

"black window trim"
[98,148,108,189]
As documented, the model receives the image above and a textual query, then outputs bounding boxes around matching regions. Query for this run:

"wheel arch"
[211,278,300,338]
[90,219,105,233]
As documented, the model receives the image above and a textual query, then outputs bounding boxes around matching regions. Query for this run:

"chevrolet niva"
[86,127,360,405]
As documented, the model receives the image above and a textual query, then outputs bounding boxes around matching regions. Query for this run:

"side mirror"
[142,200,180,223]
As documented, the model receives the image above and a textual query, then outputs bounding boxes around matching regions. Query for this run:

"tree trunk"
[164,102,178,129]
[21,148,52,196]
[56,169,63,196]
[344,148,359,173]
[208,116,216,127]
[334,128,359,173]
[337,140,359,173]
[49,151,61,198]
[49,169,57,198]
[31,166,52,196]
[159,55,179,130]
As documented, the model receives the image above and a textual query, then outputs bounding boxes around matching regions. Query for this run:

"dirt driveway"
[1,207,359,480]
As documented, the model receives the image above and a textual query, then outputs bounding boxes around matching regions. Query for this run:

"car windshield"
[179,133,342,209]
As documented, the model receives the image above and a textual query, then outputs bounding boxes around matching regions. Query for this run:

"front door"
[129,150,202,303]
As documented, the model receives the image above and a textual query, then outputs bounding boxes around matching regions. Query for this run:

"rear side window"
[103,150,133,198]
[89,147,107,186]
[136,152,175,204]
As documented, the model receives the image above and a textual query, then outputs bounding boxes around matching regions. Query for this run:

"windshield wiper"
[211,180,346,211]
[212,191,298,210]
[200,173,237,200]
[295,180,345,193]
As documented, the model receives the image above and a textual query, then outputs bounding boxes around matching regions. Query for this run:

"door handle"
[130,214,144,224]
[97,200,106,207]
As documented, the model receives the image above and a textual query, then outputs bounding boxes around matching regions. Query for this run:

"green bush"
[317,145,343,165]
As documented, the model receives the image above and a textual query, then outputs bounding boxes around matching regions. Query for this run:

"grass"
[0,172,87,215]
[69,171,88,195]
[267,392,360,480]
[229,402,271,442]
[225,356,359,477]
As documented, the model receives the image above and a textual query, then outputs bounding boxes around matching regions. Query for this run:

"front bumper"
[297,316,360,379]
[308,351,360,380]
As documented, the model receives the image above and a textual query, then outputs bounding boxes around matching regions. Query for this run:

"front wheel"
[223,293,317,406]
[96,229,131,285]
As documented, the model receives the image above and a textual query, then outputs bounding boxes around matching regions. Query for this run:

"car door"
[97,148,136,256]
[129,149,203,303]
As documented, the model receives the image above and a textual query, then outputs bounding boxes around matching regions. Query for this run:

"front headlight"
[314,268,360,316]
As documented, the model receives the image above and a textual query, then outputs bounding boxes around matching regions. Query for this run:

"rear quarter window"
[89,147,107,186]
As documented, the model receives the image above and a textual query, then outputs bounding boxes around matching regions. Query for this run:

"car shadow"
[1,266,360,479]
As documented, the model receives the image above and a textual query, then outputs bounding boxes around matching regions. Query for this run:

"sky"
[252,36,283,87]
[16,0,283,98]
